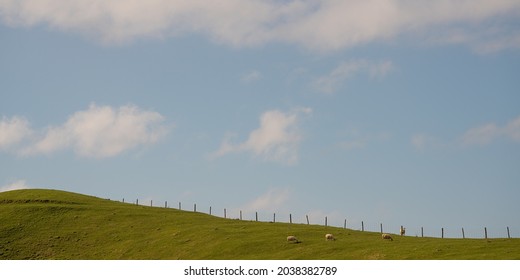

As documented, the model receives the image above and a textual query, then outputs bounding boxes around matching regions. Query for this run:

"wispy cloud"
[460,116,520,146]
[0,179,30,192]
[0,116,32,150]
[0,1,518,52]
[312,60,393,94]
[241,70,262,83]
[1,104,169,158]
[411,133,444,151]
[212,107,312,165]
[241,188,291,213]
[412,116,520,150]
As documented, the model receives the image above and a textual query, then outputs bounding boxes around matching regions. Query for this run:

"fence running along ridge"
[118,197,516,239]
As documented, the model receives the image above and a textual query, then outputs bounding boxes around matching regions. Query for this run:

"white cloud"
[0,1,519,52]
[2,104,169,158]
[241,188,291,213]
[461,116,520,147]
[411,116,520,151]
[241,70,262,83]
[212,107,311,165]
[411,133,444,151]
[0,116,32,150]
[313,60,393,94]
[0,179,30,192]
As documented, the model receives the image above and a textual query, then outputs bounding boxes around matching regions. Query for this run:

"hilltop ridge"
[1,189,519,260]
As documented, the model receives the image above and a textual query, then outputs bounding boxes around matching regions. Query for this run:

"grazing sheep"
[325,233,336,241]
[287,235,300,243]
[400,226,406,236]
[382,233,393,241]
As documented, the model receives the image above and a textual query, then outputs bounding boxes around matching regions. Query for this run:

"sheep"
[325,233,336,241]
[400,226,406,236]
[287,235,300,243]
[381,233,393,241]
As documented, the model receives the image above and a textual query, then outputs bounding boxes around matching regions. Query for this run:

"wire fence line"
[119,198,516,239]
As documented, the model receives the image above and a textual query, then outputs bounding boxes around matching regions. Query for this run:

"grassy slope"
[0,189,519,260]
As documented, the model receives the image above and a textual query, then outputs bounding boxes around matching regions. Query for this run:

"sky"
[1,0,519,238]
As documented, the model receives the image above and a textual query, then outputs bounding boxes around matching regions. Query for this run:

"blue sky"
[1,0,519,238]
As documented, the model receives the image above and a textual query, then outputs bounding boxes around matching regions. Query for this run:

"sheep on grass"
[325,233,336,241]
[381,233,393,241]
[287,235,300,243]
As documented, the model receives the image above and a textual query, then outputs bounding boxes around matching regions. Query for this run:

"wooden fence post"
[289,214,292,224]
[380,223,383,234]
[273,213,276,223]
[136,199,138,205]
[344,219,347,229]
[150,200,153,207]
[421,227,424,237]
[240,210,242,220]
[165,201,167,208]
[462,228,465,239]
[362,221,364,232]
[194,204,196,212]
[255,212,258,222]
[485,227,488,239]
[209,206,212,215]
[123,198,125,203]
[325,216,328,227]
[507,227,511,239]
[179,202,181,210]
[224,208,227,219]
[442,228,444,239]
[306,215,309,225]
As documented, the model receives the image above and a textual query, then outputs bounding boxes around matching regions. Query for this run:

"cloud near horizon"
[0,1,519,52]
[0,179,30,192]
[240,188,292,214]
[212,107,312,165]
[1,104,169,158]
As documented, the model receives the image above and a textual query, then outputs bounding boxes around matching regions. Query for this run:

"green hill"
[1,189,518,260]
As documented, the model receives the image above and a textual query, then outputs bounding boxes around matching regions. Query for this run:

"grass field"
[1,189,519,260]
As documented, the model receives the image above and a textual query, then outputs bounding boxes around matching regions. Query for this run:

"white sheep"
[400,226,406,236]
[287,235,299,243]
[325,233,336,241]
[382,233,393,241]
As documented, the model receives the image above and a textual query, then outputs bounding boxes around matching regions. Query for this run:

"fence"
[120,197,516,239]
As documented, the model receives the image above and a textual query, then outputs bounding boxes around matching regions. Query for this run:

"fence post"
[485,227,488,239]
[150,200,153,207]
[325,216,328,227]
[507,227,511,239]
[306,215,309,225]
[240,210,242,220]
[165,201,167,208]
[380,223,383,234]
[462,228,465,239]
[179,202,181,210]
[421,227,424,237]
[255,212,258,222]
[136,199,138,205]
[289,214,292,224]
[442,228,444,239]
[194,204,196,212]
[273,213,276,223]
[224,208,227,219]
[362,221,364,232]
[123,198,125,203]
[344,219,347,229]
